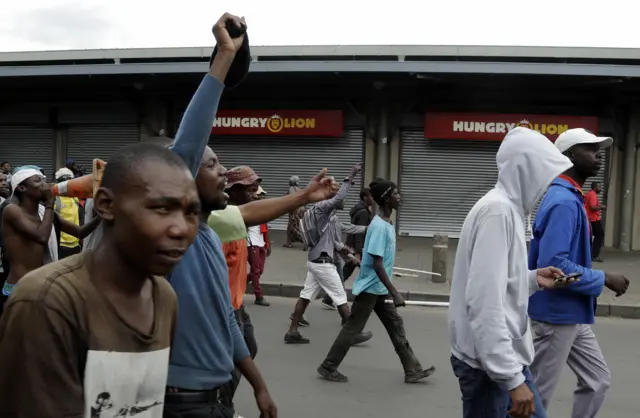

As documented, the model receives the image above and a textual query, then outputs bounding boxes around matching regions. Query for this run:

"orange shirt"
[207,205,249,311]
[222,240,248,310]
[585,190,601,222]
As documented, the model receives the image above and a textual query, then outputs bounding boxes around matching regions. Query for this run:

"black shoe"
[255,297,270,307]
[321,299,337,310]
[317,365,348,382]
[290,314,310,327]
[405,366,436,383]
[284,332,310,344]
[351,331,373,346]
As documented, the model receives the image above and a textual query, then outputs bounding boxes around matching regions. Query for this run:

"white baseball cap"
[554,128,613,154]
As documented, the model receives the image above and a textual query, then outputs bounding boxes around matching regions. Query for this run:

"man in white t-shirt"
[247,186,270,306]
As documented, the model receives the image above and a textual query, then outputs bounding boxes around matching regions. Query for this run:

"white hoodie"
[448,127,573,391]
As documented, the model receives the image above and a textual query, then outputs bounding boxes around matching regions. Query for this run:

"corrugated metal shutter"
[399,129,612,238]
[67,125,140,172]
[210,128,365,230]
[0,126,55,179]
[398,129,500,237]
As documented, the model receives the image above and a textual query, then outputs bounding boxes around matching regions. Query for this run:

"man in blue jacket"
[528,128,629,418]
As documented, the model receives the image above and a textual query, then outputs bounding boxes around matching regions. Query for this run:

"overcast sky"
[0,0,637,52]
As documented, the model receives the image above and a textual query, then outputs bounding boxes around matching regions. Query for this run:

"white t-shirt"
[247,225,265,247]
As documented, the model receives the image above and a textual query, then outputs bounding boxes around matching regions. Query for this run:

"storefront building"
[1,45,640,249]
[397,112,606,238]
[206,110,364,228]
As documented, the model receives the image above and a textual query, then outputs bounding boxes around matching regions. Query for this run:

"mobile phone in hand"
[555,272,582,284]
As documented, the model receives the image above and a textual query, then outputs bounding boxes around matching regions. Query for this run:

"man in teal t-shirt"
[317,178,436,384]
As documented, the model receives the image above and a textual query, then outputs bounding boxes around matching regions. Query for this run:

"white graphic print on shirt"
[84,348,169,418]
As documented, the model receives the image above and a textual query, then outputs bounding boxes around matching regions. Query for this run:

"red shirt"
[585,190,601,222]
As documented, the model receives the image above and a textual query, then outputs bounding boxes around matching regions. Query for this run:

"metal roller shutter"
[210,128,365,230]
[399,129,611,238]
[67,125,140,173]
[0,126,55,179]
[398,129,500,238]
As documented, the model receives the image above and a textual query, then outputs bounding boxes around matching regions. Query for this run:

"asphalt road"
[232,297,640,418]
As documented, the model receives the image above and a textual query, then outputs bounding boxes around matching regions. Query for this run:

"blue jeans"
[451,356,547,418]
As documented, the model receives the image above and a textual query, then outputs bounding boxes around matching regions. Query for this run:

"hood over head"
[496,127,573,213]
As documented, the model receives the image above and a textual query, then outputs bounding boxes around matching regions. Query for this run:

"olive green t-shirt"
[0,253,177,418]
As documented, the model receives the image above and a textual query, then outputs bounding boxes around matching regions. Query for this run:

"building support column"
[375,107,389,179]
[619,110,638,251]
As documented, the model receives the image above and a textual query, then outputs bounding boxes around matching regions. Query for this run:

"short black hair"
[0,162,8,166]
[101,142,190,193]
[369,178,397,206]
[591,181,599,189]
[359,188,370,200]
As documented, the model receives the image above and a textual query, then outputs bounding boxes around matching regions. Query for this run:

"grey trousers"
[530,321,611,418]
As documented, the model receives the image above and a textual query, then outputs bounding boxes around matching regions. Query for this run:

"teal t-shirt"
[352,215,396,296]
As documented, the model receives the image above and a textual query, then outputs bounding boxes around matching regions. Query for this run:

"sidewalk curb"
[248,282,640,320]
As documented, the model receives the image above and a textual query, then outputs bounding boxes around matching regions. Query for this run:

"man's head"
[55,167,74,183]
[360,188,373,207]
[195,146,228,211]
[0,162,10,174]
[369,178,400,211]
[95,143,200,276]
[225,166,261,206]
[11,167,46,202]
[555,129,613,181]
[0,174,10,199]
[592,181,601,193]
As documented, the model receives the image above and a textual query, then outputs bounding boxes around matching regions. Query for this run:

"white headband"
[11,169,44,195]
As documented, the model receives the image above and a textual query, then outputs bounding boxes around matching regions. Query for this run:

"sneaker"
[593,257,604,263]
[404,366,436,383]
[321,298,337,310]
[255,297,270,307]
[284,331,310,344]
[317,365,348,382]
[351,331,373,346]
[233,414,244,418]
[290,314,310,327]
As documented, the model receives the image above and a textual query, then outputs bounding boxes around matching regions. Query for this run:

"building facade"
[1,45,639,249]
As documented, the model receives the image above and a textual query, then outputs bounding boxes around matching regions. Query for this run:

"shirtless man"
[1,167,100,310]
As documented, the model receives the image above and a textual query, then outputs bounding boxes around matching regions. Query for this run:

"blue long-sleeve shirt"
[528,177,605,325]
[167,75,250,390]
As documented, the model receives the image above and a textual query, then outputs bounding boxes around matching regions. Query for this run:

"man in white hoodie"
[448,127,576,418]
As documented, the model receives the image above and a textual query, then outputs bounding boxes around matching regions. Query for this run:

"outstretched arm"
[58,214,101,239]
[169,14,245,175]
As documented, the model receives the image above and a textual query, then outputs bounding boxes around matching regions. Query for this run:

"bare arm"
[58,213,101,239]
[239,189,309,227]
[237,356,269,393]
[372,255,398,295]
[3,204,54,246]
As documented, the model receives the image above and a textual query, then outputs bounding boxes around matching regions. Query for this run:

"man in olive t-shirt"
[0,143,200,418]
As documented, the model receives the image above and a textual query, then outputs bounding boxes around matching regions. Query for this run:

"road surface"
[233,297,640,417]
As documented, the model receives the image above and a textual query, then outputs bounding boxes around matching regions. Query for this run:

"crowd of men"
[0,12,632,418]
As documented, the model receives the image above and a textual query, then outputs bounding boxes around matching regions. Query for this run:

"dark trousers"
[321,292,422,373]
[163,385,234,418]
[59,245,82,260]
[591,220,604,259]
[231,306,257,398]
[247,246,267,298]
[451,356,547,418]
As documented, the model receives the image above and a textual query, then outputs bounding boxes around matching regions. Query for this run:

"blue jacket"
[528,177,605,325]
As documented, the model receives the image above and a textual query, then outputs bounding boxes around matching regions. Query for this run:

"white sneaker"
[233,414,244,418]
